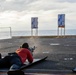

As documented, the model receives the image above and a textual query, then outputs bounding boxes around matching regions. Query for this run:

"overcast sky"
[0,0,76,31]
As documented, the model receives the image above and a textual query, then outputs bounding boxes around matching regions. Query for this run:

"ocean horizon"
[12,29,76,36]
[0,29,76,39]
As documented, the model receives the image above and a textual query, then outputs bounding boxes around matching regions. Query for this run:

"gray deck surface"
[0,36,76,75]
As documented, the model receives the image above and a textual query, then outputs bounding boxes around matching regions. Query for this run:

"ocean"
[12,29,76,36]
[0,29,76,39]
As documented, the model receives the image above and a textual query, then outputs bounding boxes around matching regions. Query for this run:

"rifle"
[29,46,37,55]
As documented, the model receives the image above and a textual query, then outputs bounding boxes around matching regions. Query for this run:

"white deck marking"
[64,58,73,61]
[43,52,49,54]
[50,43,60,45]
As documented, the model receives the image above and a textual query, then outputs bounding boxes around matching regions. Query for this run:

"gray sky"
[0,0,76,31]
